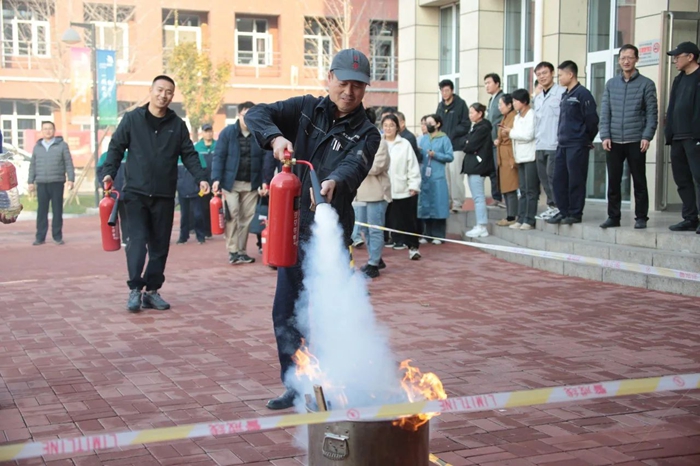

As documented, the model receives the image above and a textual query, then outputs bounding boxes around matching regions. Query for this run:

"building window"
[304,18,333,79]
[225,104,239,126]
[163,10,203,55]
[84,4,134,74]
[1,1,51,58]
[586,0,635,201]
[439,4,460,93]
[0,100,52,149]
[503,0,536,93]
[370,21,397,81]
[235,17,272,66]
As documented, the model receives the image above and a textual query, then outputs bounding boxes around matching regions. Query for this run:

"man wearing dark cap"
[244,48,380,410]
[665,41,700,233]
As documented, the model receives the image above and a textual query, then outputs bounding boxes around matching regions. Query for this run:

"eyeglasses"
[618,56,636,62]
[672,53,689,62]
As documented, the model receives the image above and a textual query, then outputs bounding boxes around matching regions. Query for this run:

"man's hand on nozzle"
[271,136,294,162]
[102,175,113,187]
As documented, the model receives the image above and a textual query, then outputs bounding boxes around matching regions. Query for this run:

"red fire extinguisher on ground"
[267,150,325,267]
[210,193,225,235]
[99,182,121,251]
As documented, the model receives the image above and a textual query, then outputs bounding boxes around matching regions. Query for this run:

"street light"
[61,22,100,207]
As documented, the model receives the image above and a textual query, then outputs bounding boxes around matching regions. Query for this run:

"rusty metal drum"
[307,417,429,466]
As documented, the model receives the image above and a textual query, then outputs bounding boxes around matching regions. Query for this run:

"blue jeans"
[352,201,388,266]
[468,175,488,225]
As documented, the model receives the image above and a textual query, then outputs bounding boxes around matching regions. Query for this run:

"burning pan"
[307,410,429,466]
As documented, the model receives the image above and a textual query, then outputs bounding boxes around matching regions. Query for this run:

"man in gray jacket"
[599,44,658,230]
[28,121,75,245]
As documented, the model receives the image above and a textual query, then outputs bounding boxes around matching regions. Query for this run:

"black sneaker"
[384,240,394,248]
[142,291,170,310]
[378,258,387,270]
[599,218,620,229]
[669,219,699,232]
[127,289,142,313]
[363,264,380,279]
[229,252,239,264]
[32,240,45,246]
[54,239,64,245]
[561,216,582,225]
[235,254,255,264]
[266,388,297,410]
[546,213,564,224]
[634,218,647,229]
[176,238,187,244]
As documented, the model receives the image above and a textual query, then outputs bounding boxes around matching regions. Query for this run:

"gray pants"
[536,150,556,207]
[518,161,540,226]
[503,190,518,219]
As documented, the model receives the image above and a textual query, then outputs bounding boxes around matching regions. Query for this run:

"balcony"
[370,56,397,82]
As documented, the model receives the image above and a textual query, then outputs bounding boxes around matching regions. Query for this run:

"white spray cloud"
[285,204,406,410]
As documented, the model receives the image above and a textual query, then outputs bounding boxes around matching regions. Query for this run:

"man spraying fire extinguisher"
[245,49,380,410]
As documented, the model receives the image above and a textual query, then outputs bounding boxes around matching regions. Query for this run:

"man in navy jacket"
[547,61,599,225]
[244,49,380,410]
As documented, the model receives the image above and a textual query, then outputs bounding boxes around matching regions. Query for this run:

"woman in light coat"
[502,88,538,229]
[383,114,422,260]
[354,138,391,278]
[417,113,453,243]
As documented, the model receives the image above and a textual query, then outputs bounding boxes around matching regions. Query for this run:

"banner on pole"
[96,50,118,127]
[70,47,92,126]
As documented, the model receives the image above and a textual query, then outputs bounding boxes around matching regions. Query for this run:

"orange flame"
[292,340,322,381]
[393,359,447,431]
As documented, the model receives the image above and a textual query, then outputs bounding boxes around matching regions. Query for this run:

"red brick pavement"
[1,216,699,466]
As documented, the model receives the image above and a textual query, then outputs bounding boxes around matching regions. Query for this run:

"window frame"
[503,0,537,93]
[438,3,460,97]
[235,17,272,67]
[91,21,129,73]
[303,18,333,80]
[2,13,51,58]
[163,24,202,50]
[0,100,52,149]
[370,21,397,82]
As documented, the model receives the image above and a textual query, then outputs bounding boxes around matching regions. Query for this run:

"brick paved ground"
[1,215,699,466]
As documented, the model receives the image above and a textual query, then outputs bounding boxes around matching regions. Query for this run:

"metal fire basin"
[307,415,429,466]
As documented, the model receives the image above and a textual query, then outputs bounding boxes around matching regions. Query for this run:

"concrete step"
[445,210,700,297]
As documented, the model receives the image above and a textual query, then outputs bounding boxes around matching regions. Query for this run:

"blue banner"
[96,50,118,127]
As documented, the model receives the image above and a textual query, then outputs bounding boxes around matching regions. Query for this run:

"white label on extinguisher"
[111,225,120,241]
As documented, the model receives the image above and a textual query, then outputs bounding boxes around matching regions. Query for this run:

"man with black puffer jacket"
[599,44,658,230]
[103,75,210,313]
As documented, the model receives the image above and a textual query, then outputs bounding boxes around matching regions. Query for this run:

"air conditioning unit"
[291,65,299,86]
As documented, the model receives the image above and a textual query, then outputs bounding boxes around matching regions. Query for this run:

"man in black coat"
[245,49,380,410]
[103,75,210,312]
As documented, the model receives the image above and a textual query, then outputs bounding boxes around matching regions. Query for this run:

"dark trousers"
[386,196,420,248]
[670,139,700,221]
[490,146,502,201]
[517,161,540,226]
[272,265,304,383]
[123,192,175,291]
[117,200,129,242]
[201,194,212,237]
[423,218,446,238]
[553,146,590,219]
[607,142,649,221]
[178,196,206,242]
[35,182,64,242]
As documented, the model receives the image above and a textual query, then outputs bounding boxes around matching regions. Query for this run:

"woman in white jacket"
[383,114,422,260]
[502,89,539,229]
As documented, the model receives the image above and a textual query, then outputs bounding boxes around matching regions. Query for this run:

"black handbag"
[248,197,268,235]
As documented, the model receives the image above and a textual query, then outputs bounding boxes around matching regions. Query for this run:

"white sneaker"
[418,238,428,244]
[409,248,421,260]
[465,225,489,238]
[509,222,523,229]
[520,223,534,230]
[431,239,442,245]
[536,207,559,220]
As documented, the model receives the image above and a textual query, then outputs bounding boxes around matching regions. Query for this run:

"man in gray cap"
[244,48,380,410]
[665,41,700,233]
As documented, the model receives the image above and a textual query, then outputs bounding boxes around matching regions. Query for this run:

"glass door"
[657,11,700,211]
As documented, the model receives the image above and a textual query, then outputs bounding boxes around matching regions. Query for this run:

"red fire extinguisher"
[99,182,121,251]
[267,150,325,268]
[210,193,225,235]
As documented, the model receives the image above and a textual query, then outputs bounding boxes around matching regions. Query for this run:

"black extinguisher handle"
[107,191,120,226]
[309,168,326,205]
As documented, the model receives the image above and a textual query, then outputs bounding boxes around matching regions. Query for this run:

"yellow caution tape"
[1,373,697,461]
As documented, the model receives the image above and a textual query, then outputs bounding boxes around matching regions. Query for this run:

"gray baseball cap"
[330,48,371,84]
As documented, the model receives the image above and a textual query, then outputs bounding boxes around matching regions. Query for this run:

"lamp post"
[61,22,100,207]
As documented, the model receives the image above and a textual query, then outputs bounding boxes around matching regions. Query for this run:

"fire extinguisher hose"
[294,159,326,206]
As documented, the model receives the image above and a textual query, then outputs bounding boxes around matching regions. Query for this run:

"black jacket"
[211,122,266,191]
[104,104,206,198]
[557,83,599,147]
[244,95,380,247]
[437,94,471,149]
[665,67,700,144]
[461,119,495,177]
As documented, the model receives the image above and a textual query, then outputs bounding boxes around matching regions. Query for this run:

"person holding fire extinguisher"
[211,102,266,265]
[245,48,381,410]
[102,75,210,313]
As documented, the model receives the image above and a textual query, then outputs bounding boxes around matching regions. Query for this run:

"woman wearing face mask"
[494,94,519,226]
[383,114,422,260]
[461,103,495,238]
[501,89,538,230]
[417,114,453,244]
